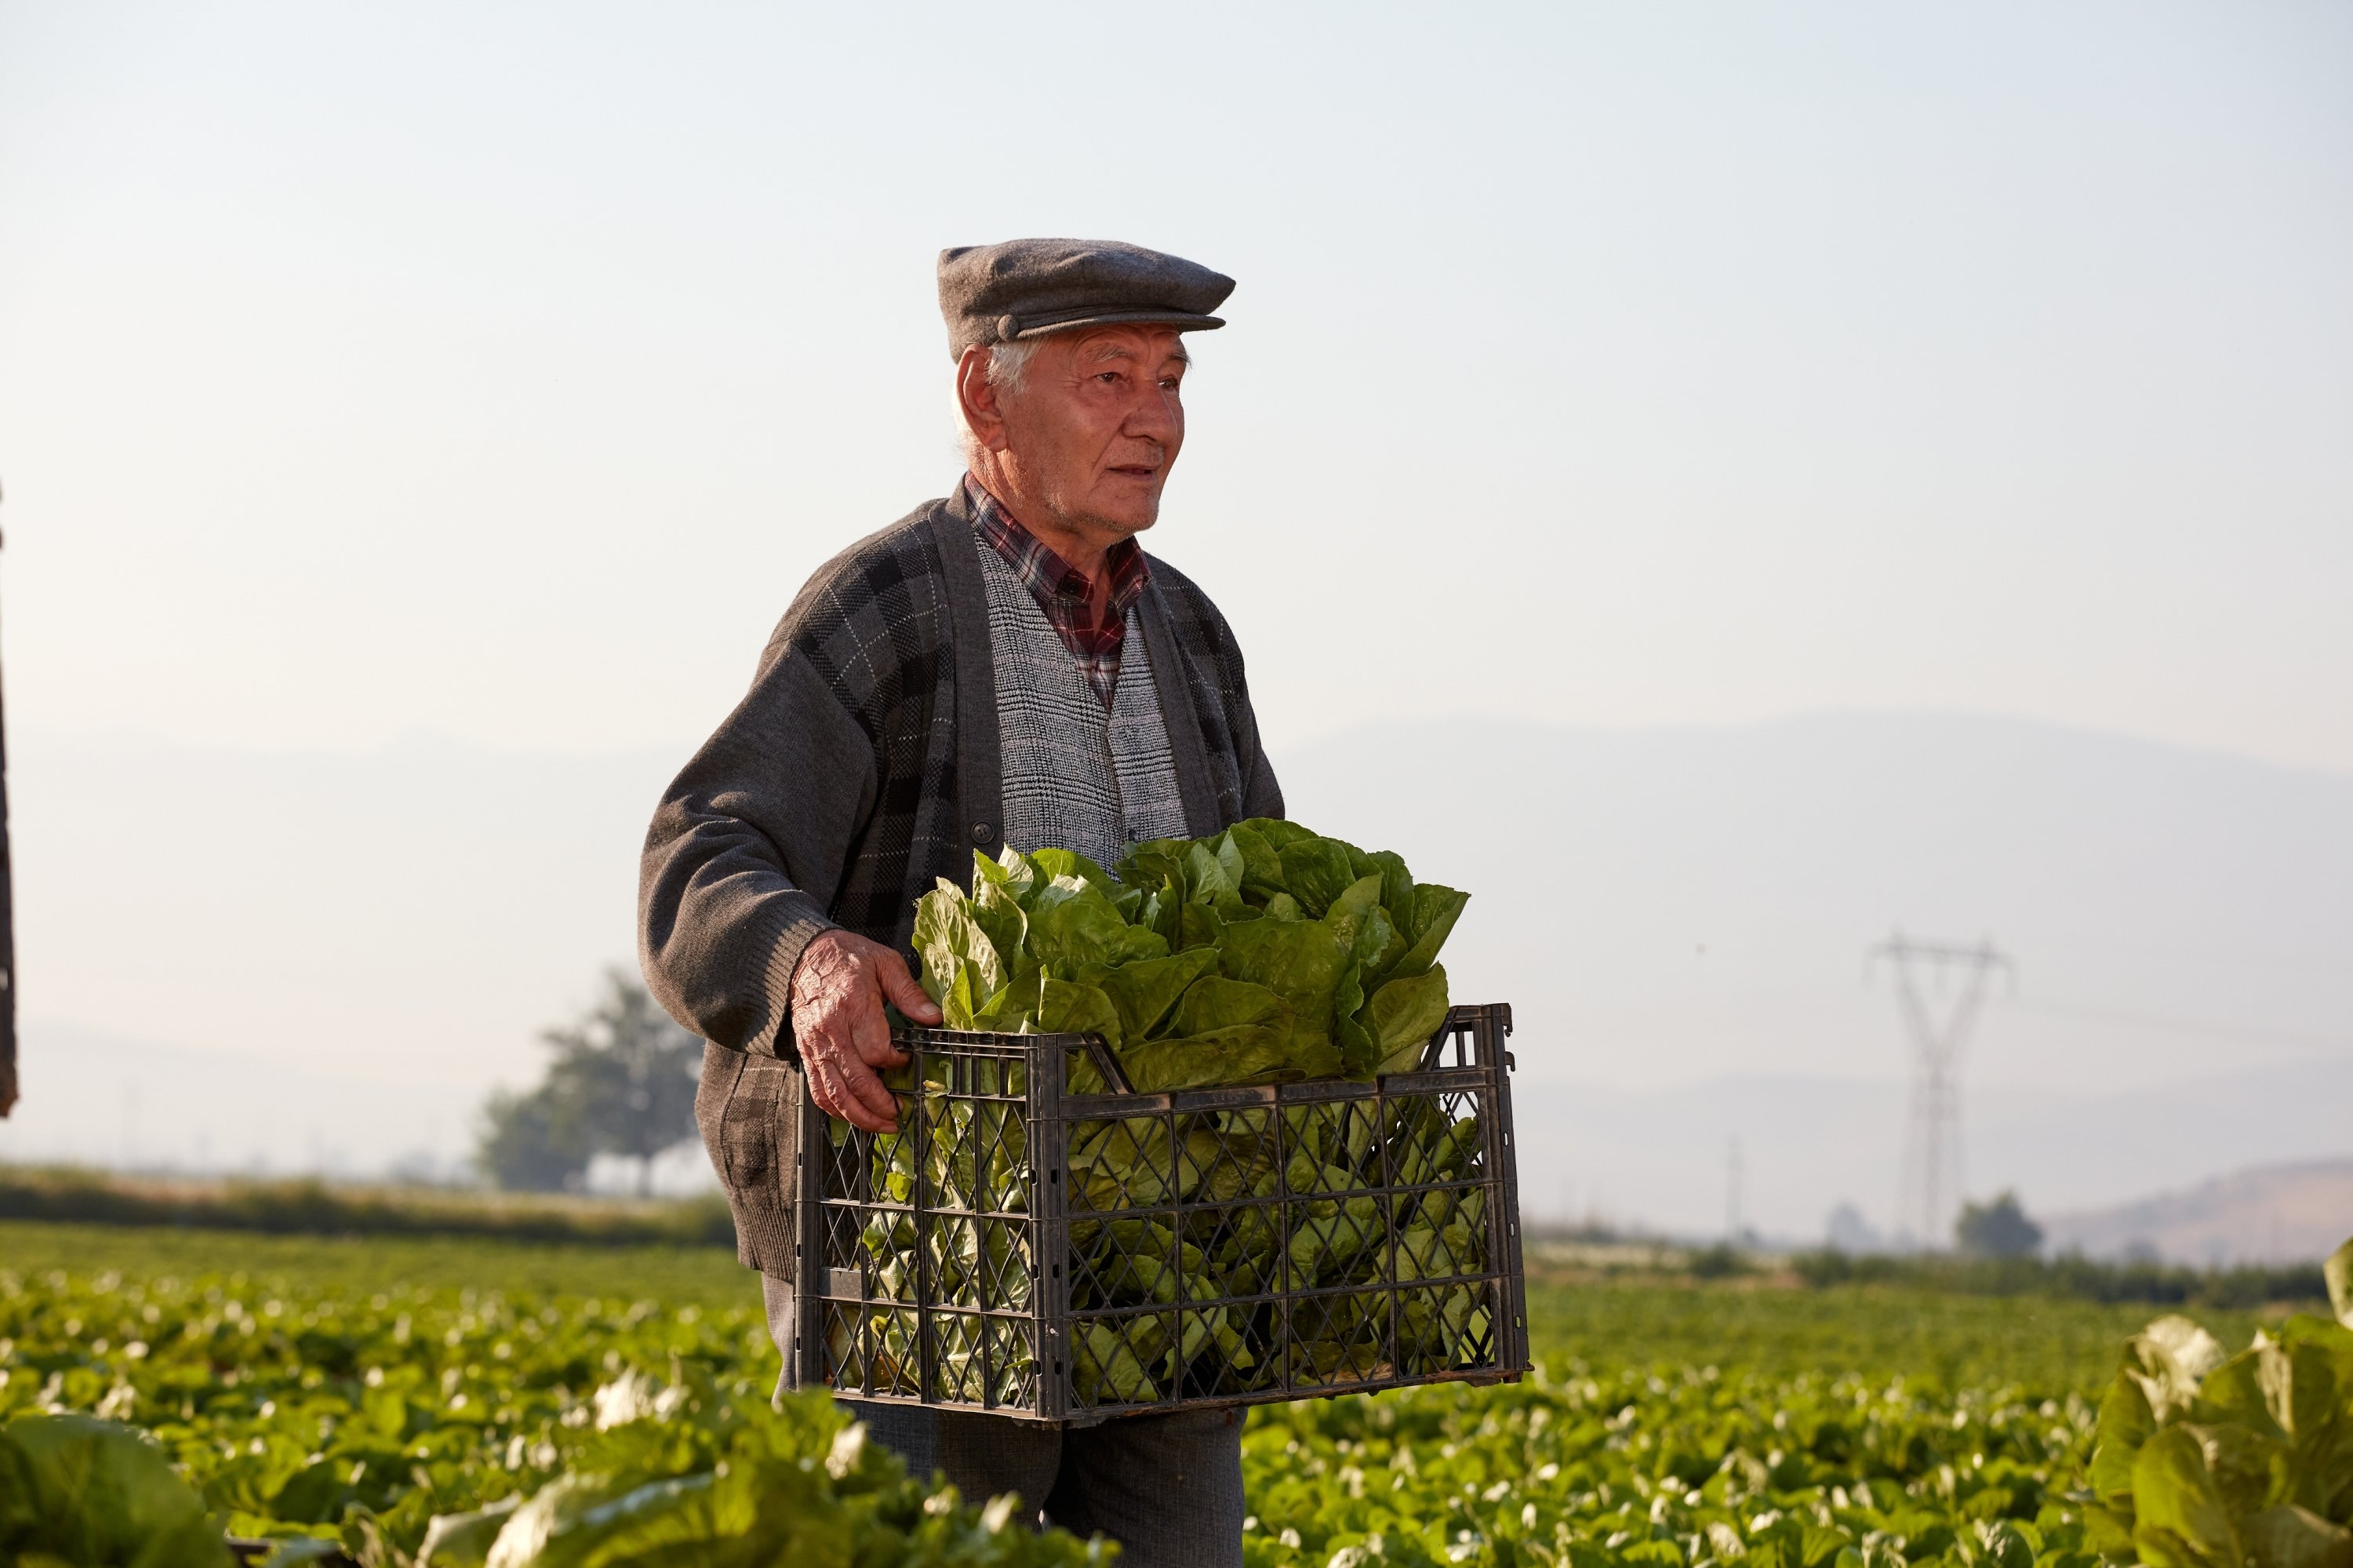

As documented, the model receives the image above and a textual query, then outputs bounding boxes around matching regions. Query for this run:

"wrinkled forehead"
[1059,324,1191,368]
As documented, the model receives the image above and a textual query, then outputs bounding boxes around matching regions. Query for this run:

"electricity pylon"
[1866,932,2013,1250]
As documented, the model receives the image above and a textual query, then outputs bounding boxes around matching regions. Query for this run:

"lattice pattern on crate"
[1061,1086,1498,1408]
[815,1037,1047,1410]
[805,1007,1521,1420]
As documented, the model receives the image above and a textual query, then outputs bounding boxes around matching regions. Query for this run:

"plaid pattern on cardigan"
[640,486,1282,1271]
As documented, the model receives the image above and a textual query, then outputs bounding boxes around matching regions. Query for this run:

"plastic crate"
[792,1003,1526,1424]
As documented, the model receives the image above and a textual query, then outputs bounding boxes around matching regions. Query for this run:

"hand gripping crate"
[791,1003,1527,1424]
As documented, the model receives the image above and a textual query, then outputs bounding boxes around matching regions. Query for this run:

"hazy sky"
[4,4,2352,1222]
[4,2,2349,771]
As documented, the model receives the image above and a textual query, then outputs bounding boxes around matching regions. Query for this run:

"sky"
[3,1,2348,769]
[1,3,2349,1224]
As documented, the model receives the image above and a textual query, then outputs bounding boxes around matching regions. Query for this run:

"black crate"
[793,1003,1526,1424]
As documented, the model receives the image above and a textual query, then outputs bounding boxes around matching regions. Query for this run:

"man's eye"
[1097,372,1122,384]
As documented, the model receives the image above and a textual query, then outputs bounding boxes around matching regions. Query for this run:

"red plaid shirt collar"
[965,475,1151,708]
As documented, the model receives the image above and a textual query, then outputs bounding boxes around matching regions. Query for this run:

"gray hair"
[985,338,1040,393]
[955,340,1040,460]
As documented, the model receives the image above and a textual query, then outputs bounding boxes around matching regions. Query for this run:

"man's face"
[989,325,1188,539]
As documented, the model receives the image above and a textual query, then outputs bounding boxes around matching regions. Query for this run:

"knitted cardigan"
[638,482,1284,1270]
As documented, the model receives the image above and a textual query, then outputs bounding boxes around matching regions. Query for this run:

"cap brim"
[1005,307,1225,341]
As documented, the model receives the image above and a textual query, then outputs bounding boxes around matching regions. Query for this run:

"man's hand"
[790,930,943,1133]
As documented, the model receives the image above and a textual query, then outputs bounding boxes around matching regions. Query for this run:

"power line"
[1867,930,2013,1250]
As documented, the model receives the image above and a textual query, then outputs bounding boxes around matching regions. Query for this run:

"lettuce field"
[1,1221,2340,1568]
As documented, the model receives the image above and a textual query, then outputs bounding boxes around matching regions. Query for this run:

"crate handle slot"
[1413,1004,1513,1072]
[1415,1012,1456,1072]
[1078,1032,1133,1095]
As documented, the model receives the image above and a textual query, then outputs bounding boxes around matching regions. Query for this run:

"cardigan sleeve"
[638,639,878,1060]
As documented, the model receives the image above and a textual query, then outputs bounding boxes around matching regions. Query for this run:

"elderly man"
[638,238,1281,1566]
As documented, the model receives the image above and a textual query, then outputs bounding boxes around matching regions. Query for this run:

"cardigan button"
[973,822,996,845]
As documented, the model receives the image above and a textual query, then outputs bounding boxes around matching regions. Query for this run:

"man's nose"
[1123,386,1180,445]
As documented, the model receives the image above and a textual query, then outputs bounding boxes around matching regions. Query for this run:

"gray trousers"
[764,1272,1245,1567]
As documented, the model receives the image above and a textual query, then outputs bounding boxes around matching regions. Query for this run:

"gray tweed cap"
[936,238,1233,360]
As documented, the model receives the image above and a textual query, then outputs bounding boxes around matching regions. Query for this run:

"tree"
[477,969,701,1195]
[478,1082,591,1192]
[1954,1190,2043,1259]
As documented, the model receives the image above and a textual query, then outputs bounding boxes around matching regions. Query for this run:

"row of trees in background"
[1953,1190,2043,1258]
[1821,1189,2046,1258]
[478,968,701,1195]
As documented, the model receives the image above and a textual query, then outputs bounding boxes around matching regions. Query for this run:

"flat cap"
[937,238,1233,360]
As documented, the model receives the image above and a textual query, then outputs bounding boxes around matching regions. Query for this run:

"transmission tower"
[1866,931,2013,1250]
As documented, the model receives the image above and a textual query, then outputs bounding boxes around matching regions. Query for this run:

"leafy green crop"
[2079,1236,2353,1568]
[912,821,1469,1088]
[399,1371,1107,1568]
[1242,1355,2106,1568]
[5,1224,2333,1568]
[0,1261,1108,1566]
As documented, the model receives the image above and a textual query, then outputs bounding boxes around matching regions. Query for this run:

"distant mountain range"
[2040,1159,2353,1267]
[1506,1060,2353,1262]
[5,710,2348,1245]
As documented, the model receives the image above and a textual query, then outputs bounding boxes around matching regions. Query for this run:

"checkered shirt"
[966,475,1151,708]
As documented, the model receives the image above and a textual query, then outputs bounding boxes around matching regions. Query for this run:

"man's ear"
[957,346,1009,453]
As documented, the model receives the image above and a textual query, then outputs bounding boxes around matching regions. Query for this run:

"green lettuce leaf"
[1030,846,1114,892]
[1176,899,1225,953]
[977,843,1042,903]
[1367,964,1453,1075]
[971,961,1042,1034]
[1277,836,1362,918]
[1068,1117,1176,1210]
[1239,816,1318,852]
[970,871,1029,975]
[1180,840,1247,917]
[2132,1426,2244,1568]
[1078,948,1220,1043]
[2240,1506,2353,1568]
[1036,977,1122,1050]
[1320,874,1384,951]
[1224,820,1286,900]
[0,1414,235,1568]
[1365,848,1415,926]
[1118,1028,1303,1093]
[1217,914,1345,1039]
[1099,977,1302,1090]
[1388,883,1470,981]
[1117,922,1172,964]
[1027,877,1133,972]
[1074,1319,1166,1405]
[1168,977,1292,1040]
[1333,959,1376,1080]
[914,878,1007,1007]
[1114,837,1191,892]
